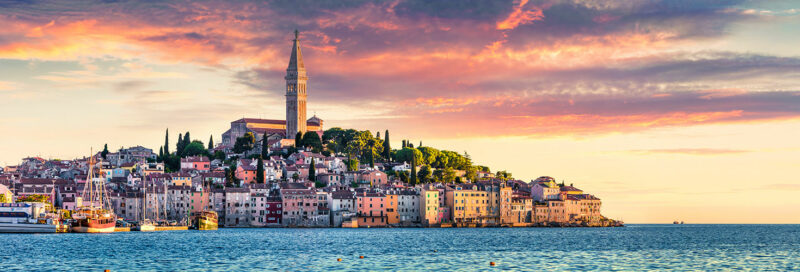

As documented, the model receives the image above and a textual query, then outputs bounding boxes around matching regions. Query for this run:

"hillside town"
[0,31,620,229]
[0,136,619,228]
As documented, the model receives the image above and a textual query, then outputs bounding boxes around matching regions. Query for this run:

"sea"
[3,224,799,271]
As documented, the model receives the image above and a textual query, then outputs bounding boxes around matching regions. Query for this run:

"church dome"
[308,115,323,125]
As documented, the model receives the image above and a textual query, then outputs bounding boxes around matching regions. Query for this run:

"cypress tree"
[208,135,214,150]
[383,130,390,161]
[261,132,269,159]
[295,132,303,149]
[376,131,380,139]
[410,154,417,185]
[309,159,316,182]
[369,152,375,168]
[419,141,422,147]
[164,129,170,155]
[183,132,191,151]
[256,157,265,184]
[101,144,109,159]
[176,133,183,156]
[158,146,163,160]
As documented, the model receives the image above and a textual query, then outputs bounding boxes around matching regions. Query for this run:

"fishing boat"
[71,151,117,233]
[193,211,218,230]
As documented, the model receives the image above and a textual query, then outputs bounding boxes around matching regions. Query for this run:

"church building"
[221,30,323,148]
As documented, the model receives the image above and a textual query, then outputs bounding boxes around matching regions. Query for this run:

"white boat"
[0,203,59,233]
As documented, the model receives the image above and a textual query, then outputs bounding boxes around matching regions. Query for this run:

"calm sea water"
[3,224,799,271]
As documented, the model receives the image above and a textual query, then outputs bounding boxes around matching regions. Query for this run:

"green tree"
[292,172,300,182]
[418,165,431,183]
[395,171,409,183]
[295,132,303,148]
[301,131,323,151]
[176,133,184,156]
[233,132,256,153]
[208,135,214,150]
[17,194,49,203]
[496,170,512,180]
[410,155,418,185]
[256,157,265,184]
[382,130,391,161]
[158,146,163,162]
[345,159,359,171]
[214,150,227,161]
[309,160,316,181]
[465,166,477,182]
[0,194,8,203]
[261,132,269,159]
[444,167,456,183]
[418,146,440,166]
[394,147,422,164]
[164,128,170,155]
[183,140,207,157]
[101,144,109,159]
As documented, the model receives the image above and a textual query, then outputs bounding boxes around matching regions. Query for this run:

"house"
[181,156,211,172]
[420,188,440,226]
[445,184,490,224]
[531,176,561,201]
[355,191,387,227]
[265,189,283,226]
[328,189,356,227]
[280,183,317,226]
[316,173,343,187]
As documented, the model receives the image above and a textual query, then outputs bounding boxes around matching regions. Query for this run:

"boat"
[0,202,59,233]
[133,219,156,232]
[71,151,117,233]
[193,211,218,230]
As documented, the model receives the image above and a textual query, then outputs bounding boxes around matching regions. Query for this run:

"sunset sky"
[1,0,799,223]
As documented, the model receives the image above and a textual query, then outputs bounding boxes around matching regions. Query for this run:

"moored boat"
[194,211,218,230]
[71,150,117,233]
[0,202,59,233]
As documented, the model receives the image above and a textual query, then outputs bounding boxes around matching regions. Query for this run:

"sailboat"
[71,150,117,233]
[133,179,155,232]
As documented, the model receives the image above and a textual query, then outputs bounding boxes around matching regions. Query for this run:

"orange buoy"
[360,256,365,259]
[490,262,495,266]
[337,258,341,262]
[105,270,110,272]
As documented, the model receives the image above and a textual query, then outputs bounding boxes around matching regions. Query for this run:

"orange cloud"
[496,0,544,30]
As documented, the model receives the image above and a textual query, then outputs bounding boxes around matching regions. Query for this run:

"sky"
[1,0,799,223]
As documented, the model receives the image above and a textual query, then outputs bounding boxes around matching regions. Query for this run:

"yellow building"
[386,193,399,225]
[445,184,490,224]
[420,189,440,226]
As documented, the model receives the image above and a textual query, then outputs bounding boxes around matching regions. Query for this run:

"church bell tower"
[285,30,308,139]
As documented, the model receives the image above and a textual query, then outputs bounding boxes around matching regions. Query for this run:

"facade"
[445,184,490,224]
[532,176,561,201]
[181,156,210,172]
[420,189,440,226]
[356,191,387,227]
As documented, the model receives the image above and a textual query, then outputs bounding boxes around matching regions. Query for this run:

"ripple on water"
[3,225,800,271]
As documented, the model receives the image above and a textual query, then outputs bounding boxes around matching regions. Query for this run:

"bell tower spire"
[286,29,308,139]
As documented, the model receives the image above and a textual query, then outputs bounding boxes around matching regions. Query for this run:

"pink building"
[356,191,387,227]
[280,184,317,226]
[181,156,210,172]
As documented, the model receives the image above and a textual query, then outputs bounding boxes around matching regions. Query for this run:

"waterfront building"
[445,184,490,224]
[547,199,567,223]
[356,191,387,227]
[329,190,356,227]
[420,188,440,226]
[280,184,317,226]
[265,189,283,226]
[249,192,268,227]
[223,187,251,227]
[396,189,420,225]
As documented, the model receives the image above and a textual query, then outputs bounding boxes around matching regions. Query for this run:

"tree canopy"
[233,132,256,153]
